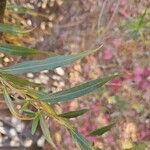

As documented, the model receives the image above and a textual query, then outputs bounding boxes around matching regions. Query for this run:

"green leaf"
[7,3,29,14]
[0,43,51,56]
[3,46,102,74]
[3,87,32,120]
[0,71,41,88]
[122,10,149,40]
[40,114,56,148]
[59,109,89,118]
[22,109,35,116]
[7,3,49,18]
[138,9,147,28]
[71,131,95,150]
[31,113,40,135]
[32,74,118,104]
[90,123,114,136]
[20,101,30,112]
[19,101,37,119]
[0,23,31,35]
[7,3,49,19]
[3,87,18,117]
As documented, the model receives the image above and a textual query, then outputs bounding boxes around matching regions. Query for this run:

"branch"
[0,0,7,37]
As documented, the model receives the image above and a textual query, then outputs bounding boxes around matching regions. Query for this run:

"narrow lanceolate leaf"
[3,87,32,120]
[59,109,89,118]
[0,71,40,88]
[71,131,95,150]
[3,88,18,117]
[3,46,102,74]
[7,3,49,18]
[0,23,31,35]
[7,3,29,14]
[0,43,50,56]
[31,113,40,135]
[22,109,35,117]
[90,123,114,136]
[40,114,56,148]
[7,3,49,19]
[34,74,118,104]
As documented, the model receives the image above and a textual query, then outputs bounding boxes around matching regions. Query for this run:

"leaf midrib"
[40,77,113,102]
[5,46,102,73]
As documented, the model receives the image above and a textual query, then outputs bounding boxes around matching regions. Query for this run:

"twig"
[0,0,7,38]
[106,0,120,30]
[97,0,108,29]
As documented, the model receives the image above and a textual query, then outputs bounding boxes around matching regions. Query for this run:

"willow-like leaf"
[7,3,28,14]
[3,87,32,120]
[40,114,56,148]
[30,74,118,104]
[0,43,52,56]
[7,3,49,18]
[0,71,41,88]
[59,109,89,118]
[71,131,95,150]
[90,123,114,136]
[0,23,31,35]
[31,113,40,135]
[38,102,95,150]
[3,46,102,74]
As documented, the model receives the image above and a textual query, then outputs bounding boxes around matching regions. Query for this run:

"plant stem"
[0,0,6,23]
[0,0,7,37]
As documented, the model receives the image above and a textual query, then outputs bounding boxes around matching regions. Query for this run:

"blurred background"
[0,0,150,149]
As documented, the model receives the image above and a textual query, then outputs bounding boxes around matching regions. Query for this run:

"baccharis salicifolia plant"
[0,1,118,149]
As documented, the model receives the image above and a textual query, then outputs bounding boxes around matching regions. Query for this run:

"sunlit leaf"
[3,87,18,116]
[0,43,51,56]
[0,23,31,35]
[71,131,95,150]
[3,46,102,74]
[31,74,118,104]
[90,123,114,136]
[7,3,49,18]
[0,71,41,88]
[40,114,56,148]
[31,113,40,135]
[20,103,35,117]
[59,109,89,118]
[22,109,35,117]
[7,3,28,14]
[3,87,32,120]
[20,101,30,112]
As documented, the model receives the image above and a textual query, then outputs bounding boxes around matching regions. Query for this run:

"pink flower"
[102,49,113,61]
[138,124,150,141]
[143,67,150,77]
[139,80,149,91]
[138,130,150,141]
[110,79,122,91]
[133,66,150,90]
[134,66,144,76]
[105,134,115,146]
[134,75,142,84]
